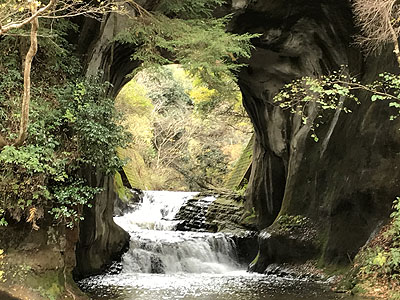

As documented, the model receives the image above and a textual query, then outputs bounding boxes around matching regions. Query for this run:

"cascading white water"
[79,190,357,300]
[115,191,199,231]
[114,191,239,274]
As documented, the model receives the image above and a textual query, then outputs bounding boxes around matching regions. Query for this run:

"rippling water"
[80,272,364,300]
[79,191,367,300]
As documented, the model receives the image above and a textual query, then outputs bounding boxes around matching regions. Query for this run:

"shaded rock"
[74,170,130,279]
[0,291,20,300]
[0,221,86,299]
[233,0,400,266]
[114,188,143,217]
[249,215,318,273]
[174,193,259,264]
[230,230,259,265]
[150,255,165,274]
[175,195,216,232]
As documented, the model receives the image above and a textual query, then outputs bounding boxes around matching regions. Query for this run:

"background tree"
[353,0,400,67]
[115,65,252,191]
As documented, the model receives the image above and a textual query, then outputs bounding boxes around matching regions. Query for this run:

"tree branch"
[0,0,57,36]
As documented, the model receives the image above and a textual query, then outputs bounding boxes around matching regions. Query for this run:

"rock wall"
[74,170,130,278]
[175,195,258,263]
[0,222,87,299]
[73,11,140,278]
[71,0,400,276]
[231,0,400,270]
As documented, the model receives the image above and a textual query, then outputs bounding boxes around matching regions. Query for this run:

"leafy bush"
[0,21,129,228]
[354,197,400,298]
[0,78,129,228]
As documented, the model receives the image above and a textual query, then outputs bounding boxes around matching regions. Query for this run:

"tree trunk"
[14,3,38,147]
[0,3,39,151]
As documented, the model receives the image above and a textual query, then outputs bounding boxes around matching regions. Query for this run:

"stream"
[79,191,366,300]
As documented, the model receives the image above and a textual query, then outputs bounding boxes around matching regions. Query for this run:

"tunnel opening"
[114,64,253,192]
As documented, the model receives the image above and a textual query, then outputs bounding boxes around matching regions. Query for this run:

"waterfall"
[115,191,199,231]
[114,191,239,274]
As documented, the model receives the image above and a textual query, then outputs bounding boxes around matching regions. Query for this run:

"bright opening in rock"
[115,64,253,192]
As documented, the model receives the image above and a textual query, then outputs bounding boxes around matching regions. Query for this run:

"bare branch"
[0,0,57,35]
[353,0,400,66]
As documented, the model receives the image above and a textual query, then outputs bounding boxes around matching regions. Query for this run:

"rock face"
[231,0,400,270]
[175,195,259,264]
[72,0,400,276]
[0,221,87,299]
[175,195,250,232]
[74,171,130,278]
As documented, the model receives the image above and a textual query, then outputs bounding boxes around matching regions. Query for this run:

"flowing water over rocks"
[78,191,367,300]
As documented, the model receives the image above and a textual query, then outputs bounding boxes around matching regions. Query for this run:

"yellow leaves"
[26,207,40,230]
[228,52,237,61]
[189,85,216,105]
[0,249,5,282]
[373,252,388,267]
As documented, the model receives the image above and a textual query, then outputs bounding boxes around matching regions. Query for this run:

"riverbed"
[78,191,368,300]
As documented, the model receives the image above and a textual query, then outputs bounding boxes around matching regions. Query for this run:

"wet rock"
[114,188,143,217]
[174,194,259,264]
[262,263,327,282]
[105,261,123,275]
[231,230,259,264]
[234,0,399,266]
[175,196,216,232]
[150,255,165,274]
[74,170,130,279]
[249,215,318,273]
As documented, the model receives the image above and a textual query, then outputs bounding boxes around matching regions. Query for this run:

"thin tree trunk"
[0,135,7,149]
[13,3,39,147]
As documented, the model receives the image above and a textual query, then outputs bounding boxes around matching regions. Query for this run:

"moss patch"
[114,172,135,202]
[18,270,64,300]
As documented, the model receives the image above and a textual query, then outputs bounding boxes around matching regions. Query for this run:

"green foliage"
[275,67,400,143]
[368,73,400,120]
[242,206,256,225]
[183,144,229,189]
[50,179,101,228]
[274,68,360,142]
[0,20,129,228]
[135,66,192,111]
[115,12,257,88]
[155,0,225,18]
[277,214,309,230]
[389,197,400,243]
[115,65,251,191]
[234,179,248,197]
[0,77,127,228]
[356,197,400,290]
[55,79,130,173]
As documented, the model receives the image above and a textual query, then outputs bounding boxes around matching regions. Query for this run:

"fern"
[155,0,225,18]
[115,11,258,90]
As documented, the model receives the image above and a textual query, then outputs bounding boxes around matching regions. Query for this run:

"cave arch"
[74,0,400,277]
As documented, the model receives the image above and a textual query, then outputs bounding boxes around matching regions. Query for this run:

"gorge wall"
[71,0,400,277]
[232,0,400,270]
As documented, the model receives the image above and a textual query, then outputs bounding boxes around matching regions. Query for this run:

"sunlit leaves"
[274,67,359,142]
[275,66,400,142]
